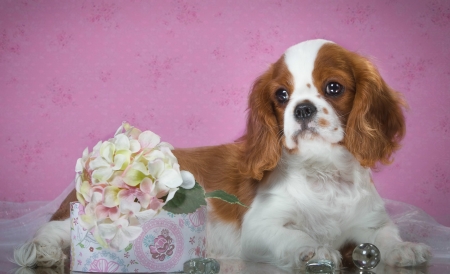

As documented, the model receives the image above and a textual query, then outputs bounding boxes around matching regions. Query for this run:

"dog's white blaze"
[284,39,331,89]
[283,39,343,148]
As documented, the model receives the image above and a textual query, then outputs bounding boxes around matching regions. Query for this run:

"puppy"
[15,39,431,270]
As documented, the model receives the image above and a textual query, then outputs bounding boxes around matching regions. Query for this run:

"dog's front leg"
[14,218,71,268]
[374,222,431,267]
[354,221,431,267]
[241,214,341,269]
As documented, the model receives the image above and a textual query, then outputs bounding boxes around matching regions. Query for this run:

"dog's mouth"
[292,125,319,143]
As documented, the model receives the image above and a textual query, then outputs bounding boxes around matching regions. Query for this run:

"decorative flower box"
[70,202,207,273]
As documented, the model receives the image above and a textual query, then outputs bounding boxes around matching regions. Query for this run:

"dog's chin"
[284,127,344,154]
[284,128,321,154]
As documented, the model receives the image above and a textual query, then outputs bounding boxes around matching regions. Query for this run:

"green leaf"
[205,190,248,208]
[163,182,206,214]
[125,243,133,252]
[96,247,102,250]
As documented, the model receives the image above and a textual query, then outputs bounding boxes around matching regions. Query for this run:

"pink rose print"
[179,218,184,228]
[194,246,201,256]
[189,236,206,258]
[89,258,120,272]
[78,204,85,215]
[149,229,175,261]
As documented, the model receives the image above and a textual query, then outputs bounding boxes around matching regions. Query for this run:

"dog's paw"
[297,246,341,268]
[312,246,341,266]
[298,246,316,262]
[384,242,431,267]
[34,239,66,267]
[13,241,37,267]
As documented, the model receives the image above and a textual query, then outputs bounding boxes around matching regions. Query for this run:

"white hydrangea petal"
[75,174,82,192]
[113,153,129,171]
[76,148,89,173]
[156,142,174,150]
[91,191,103,205]
[76,192,86,206]
[125,124,142,139]
[165,188,178,203]
[123,169,146,187]
[75,158,84,173]
[161,146,178,165]
[129,139,141,153]
[180,170,195,189]
[114,123,126,136]
[159,168,183,188]
[92,167,114,183]
[103,186,120,207]
[110,229,128,251]
[82,147,89,159]
[148,159,164,178]
[114,133,130,151]
[139,177,154,195]
[134,209,157,224]
[153,180,170,198]
[144,150,165,162]
[131,161,149,176]
[98,223,118,240]
[92,229,109,249]
[89,157,110,170]
[139,131,161,149]
[92,141,103,156]
[79,181,92,201]
[123,225,143,241]
[115,217,130,228]
[172,162,181,173]
[79,213,96,231]
[100,141,115,163]
[120,200,141,215]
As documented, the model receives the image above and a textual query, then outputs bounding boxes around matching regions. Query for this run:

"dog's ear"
[239,65,283,180]
[344,56,406,168]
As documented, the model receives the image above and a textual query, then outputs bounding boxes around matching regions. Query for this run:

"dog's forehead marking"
[283,39,333,89]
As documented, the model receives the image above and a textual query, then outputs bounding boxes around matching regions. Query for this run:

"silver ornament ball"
[352,243,381,270]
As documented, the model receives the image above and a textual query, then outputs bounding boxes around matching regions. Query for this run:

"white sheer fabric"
[0,180,75,272]
[0,180,449,272]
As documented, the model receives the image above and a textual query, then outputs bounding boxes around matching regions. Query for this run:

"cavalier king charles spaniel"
[15,39,431,270]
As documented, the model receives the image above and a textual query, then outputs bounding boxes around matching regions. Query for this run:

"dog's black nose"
[294,102,317,121]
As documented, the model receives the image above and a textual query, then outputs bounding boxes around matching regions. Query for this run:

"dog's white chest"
[259,144,376,243]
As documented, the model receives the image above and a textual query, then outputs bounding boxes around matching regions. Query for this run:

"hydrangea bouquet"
[75,122,243,251]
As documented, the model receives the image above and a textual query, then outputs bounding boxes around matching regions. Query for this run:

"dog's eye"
[275,89,289,103]
[325,82,344,96]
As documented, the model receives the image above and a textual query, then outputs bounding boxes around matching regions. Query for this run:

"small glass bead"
[305,259,335,273]
[352,243,381,270]
[183,258,220,274]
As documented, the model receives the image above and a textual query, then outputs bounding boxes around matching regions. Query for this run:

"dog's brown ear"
[239,66,283,180]
[344,56,406,168]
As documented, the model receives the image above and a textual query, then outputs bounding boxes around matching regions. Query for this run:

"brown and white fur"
[15,39,431,270]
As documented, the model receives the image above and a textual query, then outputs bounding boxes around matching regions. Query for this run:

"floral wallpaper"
[1,0,449,225]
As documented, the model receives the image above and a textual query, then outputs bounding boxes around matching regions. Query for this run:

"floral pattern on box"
[70,202,207,272]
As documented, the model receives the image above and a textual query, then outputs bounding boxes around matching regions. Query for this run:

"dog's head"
[240,39,406,180]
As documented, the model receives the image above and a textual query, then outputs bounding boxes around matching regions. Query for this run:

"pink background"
[1,1,449,226]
